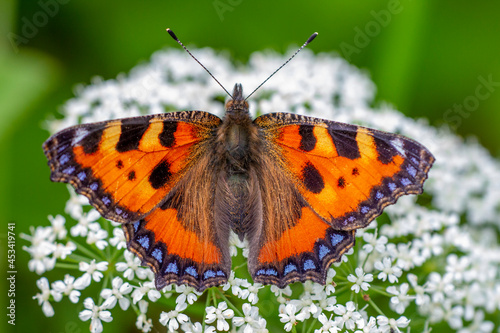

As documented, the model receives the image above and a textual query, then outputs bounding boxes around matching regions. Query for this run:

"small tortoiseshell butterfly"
[43,30,434,292]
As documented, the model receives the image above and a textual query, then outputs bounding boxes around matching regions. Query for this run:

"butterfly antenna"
[167,28,233,98]
[245,32,318,101]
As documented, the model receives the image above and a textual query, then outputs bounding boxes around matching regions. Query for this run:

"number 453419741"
[7,223,15,269]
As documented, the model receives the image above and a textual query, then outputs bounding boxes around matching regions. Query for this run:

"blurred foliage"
[1,0,499,332]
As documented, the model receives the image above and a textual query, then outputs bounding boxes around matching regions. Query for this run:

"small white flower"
[48,214,67,239]
[414,232,443,260]
[356,316,379,333]
[426,272,454,303]
[332,301,363,330]
[71,209,100,237]
[33,277,61,317]
[362,230,387,254]
[457,310,494,333]
[175,285,201,305]
[109,227,127,249]
[51,274,84,303]
[239,283,263,304]
[78,297,113,333]
[270,285,293,303]
[279,303,307,331]
[131,281,161,304]
[223,271,251,297]
[228,232,247,257]
[86,223,109,249]
[387,283,414,314]
[205,302,234,331]
[135,300,153,333]
[445,253,471,282]
[79,259,108,283]
[407,273,430,306]
[159,302,189,332]
[100,276,133,310]
[65,186,89,219]
[376,315,410,333]
[347,267,373,293]
[52,241,76,260]
[315,313,341,333]
[181,321,203,333]
[22,226,57,274]
[233,303,267,332]
[374,257,402,283]
[115,250,150,280]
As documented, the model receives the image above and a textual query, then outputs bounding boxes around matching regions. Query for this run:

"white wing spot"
[72,128,89,145]
[391,138,406,157]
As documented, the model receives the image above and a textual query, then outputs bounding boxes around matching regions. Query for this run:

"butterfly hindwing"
[250,204,356,287]
[123,161,231,291]
[43,111,221,223]
[247,112,434,286]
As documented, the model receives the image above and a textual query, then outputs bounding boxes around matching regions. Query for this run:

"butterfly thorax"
[218,84,257,171]
[214,84,261,239]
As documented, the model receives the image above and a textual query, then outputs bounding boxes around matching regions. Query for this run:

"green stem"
[367,297,386,317]
[216,289,243,317]
[73,240,104,261]
[202,291,212,332]
[54,262,80,270]
[306,317,318,333]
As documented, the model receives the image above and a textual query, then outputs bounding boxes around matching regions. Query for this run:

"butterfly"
[43,30,434,292]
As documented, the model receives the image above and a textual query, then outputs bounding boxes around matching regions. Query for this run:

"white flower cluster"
[27,45,500,332]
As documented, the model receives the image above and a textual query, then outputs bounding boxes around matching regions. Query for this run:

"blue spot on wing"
[266,268,278,276]
[59,154,70,165]
[185,266,198,277]
[62,166,75,175]
[318,244,331,260]
[388,182,396,191]
[77,171,86,181]
[304,259,316,270]
[90,182,98,191]
[401,178,412,186]
[331,233,344,246]
[137,235,150,250]
[151,248,163,263]
[102,196,111,206]
[165,262,179,274]
[133,221,140,232]
[216,270,225,277]
[407,165,417,177]
[204,270,216,279]
[284,264,297,275]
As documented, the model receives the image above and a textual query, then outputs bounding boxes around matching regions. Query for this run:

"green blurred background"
[1,0,500,332]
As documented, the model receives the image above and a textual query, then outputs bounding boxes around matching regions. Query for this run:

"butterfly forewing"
[43,111,221,223]
[254,112,434,230]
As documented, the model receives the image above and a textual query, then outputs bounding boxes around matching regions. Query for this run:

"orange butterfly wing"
[44,111,231,291]
[248,113,434,286]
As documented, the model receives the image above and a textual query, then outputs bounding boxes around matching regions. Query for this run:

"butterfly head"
[225,83,249,115]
